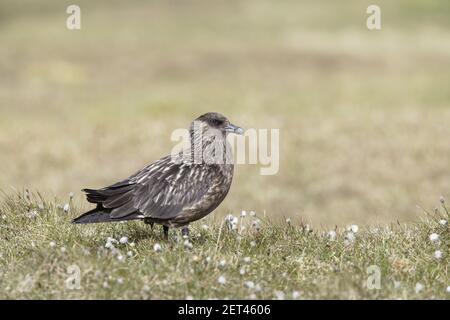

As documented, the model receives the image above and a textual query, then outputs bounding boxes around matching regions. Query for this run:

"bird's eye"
[212,119,223,126]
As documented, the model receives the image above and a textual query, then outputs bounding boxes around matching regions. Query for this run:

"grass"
[0,191,448,299]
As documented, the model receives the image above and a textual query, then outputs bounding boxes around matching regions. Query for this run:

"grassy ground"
[0,192,448,299]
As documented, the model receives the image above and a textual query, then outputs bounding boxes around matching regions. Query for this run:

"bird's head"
[193,112,244,136]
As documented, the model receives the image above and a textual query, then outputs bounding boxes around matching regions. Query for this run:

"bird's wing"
[83,155,220,220]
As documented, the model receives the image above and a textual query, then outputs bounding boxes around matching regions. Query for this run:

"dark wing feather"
[83,155,219,220]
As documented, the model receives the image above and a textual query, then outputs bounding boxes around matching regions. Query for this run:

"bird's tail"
[72,206,140,224]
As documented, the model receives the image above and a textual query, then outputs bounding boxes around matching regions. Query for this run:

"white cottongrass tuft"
[49,241,56,248]
[153,243,162,252]
[346,224,359,233]
[201,224,209,230]
[225,214,239,230]
[346,232,356,243]
[218,275,226,285]
[429,233,439,242]
[219,259,227,268]
[249,211,256,217]
[327,230,337,241]
[63,203,70,213]
[415,282,424,293]
[250,241,256,247]
[116,277,124,284]
[105,242,114,249]
[239,267,246,275]
[244,281,255,289]
[434,250,442,259]
[119,236,128,244]
[60,247,66,253]
[274,290,285,300]
[439,219,447,226]
[252,219,261,231]
[106,237,118,244]
[241,210,247,217]
[127,251,133,257]
[117,255,125,262]
[243,256,251,263]
[183,240,193,250]
[292,291,300,299]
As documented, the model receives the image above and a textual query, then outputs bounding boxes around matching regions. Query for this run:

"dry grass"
[0,191,448,299]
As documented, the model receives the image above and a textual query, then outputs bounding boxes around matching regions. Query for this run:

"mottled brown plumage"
[72,112,244,238]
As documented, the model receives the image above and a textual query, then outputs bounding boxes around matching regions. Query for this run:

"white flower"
[415,283,424,293]
[244,281,255,289]
[241,210,247,217]
[327,230,337,241]
[129,242,135,247]
[243,256,251,263]
[249,211,256,217]
[60,247,66,253]
[429,233,439,242]
[119,236,128,244]
[446,286,450,293]
[63,203,70,213]
[239,267,246,275]
[102,281,109,288]
[225,214,238,230]
[186,295,193,300]
[346,232,356,242]
[346,224,358,233]
[117,255,125,262]
[205,256,211,263]
[434,250,442,259]
[153,243,162,252]
[292,291,300,299]
[250,241,256,247]
[105,242,114,249]
[218,275,226,285]
[106,237,118,244]
[27,210,37,219]
[49,241,56,248]
[439,219,447,226]
[219,259,227,268]
[201,224,209,230]
[126,251,133,257]
[252,219,261,231]
[286,218,291,224]
[184,240,193,250]
[274,291,285,300]
[117,277,124,284]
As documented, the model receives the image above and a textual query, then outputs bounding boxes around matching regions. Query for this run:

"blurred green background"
[1,0,450,226]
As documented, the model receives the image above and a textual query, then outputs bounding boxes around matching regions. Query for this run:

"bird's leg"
[163,225,169,240]
[181,226,189,237]
[144,219,154,230]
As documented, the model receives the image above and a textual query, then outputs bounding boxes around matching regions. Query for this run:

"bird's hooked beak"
[225,123,244,135]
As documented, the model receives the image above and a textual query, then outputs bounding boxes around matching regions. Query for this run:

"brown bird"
[72,112,244,239]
